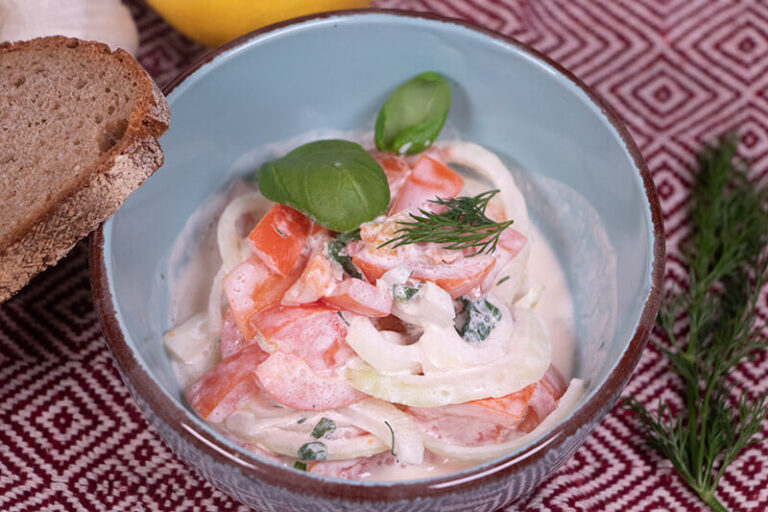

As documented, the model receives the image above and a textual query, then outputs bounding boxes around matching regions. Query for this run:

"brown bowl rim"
[90,7,665,502]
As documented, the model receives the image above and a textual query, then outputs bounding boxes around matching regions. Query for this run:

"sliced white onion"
[227,409,311,431]
[516,283,545,310]
[339,397,425,465]
[226,410,387,461]
[345,307,551,407]
[163,312,219,387]
[438,141,531,237]
[378,266,412,288]
[418,293,513,373]
[346,316,420,374]
[206,266,226,336]
[163,312,213,363]
[217,191,270,273]
[390,281,455,328]
[490,242,531,307]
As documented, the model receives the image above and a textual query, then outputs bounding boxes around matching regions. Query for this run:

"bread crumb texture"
[0,37,170,301]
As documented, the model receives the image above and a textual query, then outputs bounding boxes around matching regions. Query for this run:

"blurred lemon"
[147,0,370,47]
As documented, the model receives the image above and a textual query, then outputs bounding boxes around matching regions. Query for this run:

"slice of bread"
[0,36,170,302]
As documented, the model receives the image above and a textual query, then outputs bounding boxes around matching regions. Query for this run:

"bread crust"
[0,37,170,302]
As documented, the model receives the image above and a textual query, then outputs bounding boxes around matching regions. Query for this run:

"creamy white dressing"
[163,137,581,481]
[526,226,575,379]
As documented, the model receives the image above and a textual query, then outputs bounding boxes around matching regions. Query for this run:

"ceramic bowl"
[91,9,664,511]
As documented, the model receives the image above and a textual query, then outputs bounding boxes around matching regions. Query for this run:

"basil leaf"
[259,140,390,232]
[298,441,327,461]
[455,298,502,343]
[375,72,451,155]
[393,284,419,303]
[327,229,362,278]
[311,417,336,439]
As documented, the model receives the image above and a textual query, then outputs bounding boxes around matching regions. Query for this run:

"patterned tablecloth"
[2,1,767,510]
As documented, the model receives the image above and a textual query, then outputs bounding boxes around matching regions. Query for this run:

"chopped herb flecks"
[293,461,307,471]
[337,311,350,326]
[455,297,502,343]
[496,276,510,286]
[311,417,336,439]
[328,229,363,278]
[393,284,419,303]
[298,442,327,461]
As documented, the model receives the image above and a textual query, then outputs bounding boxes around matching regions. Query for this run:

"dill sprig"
[378,190,513,255]
[625,135,768,512]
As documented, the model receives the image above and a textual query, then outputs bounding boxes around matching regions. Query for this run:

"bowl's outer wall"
[96,11,661,510]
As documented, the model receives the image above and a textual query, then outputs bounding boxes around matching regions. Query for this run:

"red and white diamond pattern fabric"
[1,0,767,510]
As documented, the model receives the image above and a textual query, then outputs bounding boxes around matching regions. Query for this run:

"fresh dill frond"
[378,190,513,255]
[384,420,397,459]
[337,311,350,326]
[625,135,768,512]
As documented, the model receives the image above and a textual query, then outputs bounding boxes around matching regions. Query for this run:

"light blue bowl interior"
[103,13,654,479]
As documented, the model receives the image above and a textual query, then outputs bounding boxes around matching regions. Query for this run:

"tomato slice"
[220,308,259,359]
[463,384,537,428]
[186,343,268,422]
[250,303,352,370]
[282,249,337,306]
[418,146,447,165]
[373,152,411,194]
[499,228,527,258]
[423,257,496,298]
[223,255,305,339]
[250,302,332,337]
[408,384,535,431]
[348,246,388,281]
[323,278,392,317]
[350,245,495,299]
[407,367,566,436]
[389,155,464,214]
[518,366,567,433]
[247,204,311,276]
[255,352,364,411]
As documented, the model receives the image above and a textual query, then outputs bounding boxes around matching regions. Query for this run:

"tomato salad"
[163,73,584,480]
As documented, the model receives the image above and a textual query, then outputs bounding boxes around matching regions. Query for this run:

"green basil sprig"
[258,140,390,232]
[375,72,451,155]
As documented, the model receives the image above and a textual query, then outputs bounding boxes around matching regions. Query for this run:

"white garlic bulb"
[0,0,139,55]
